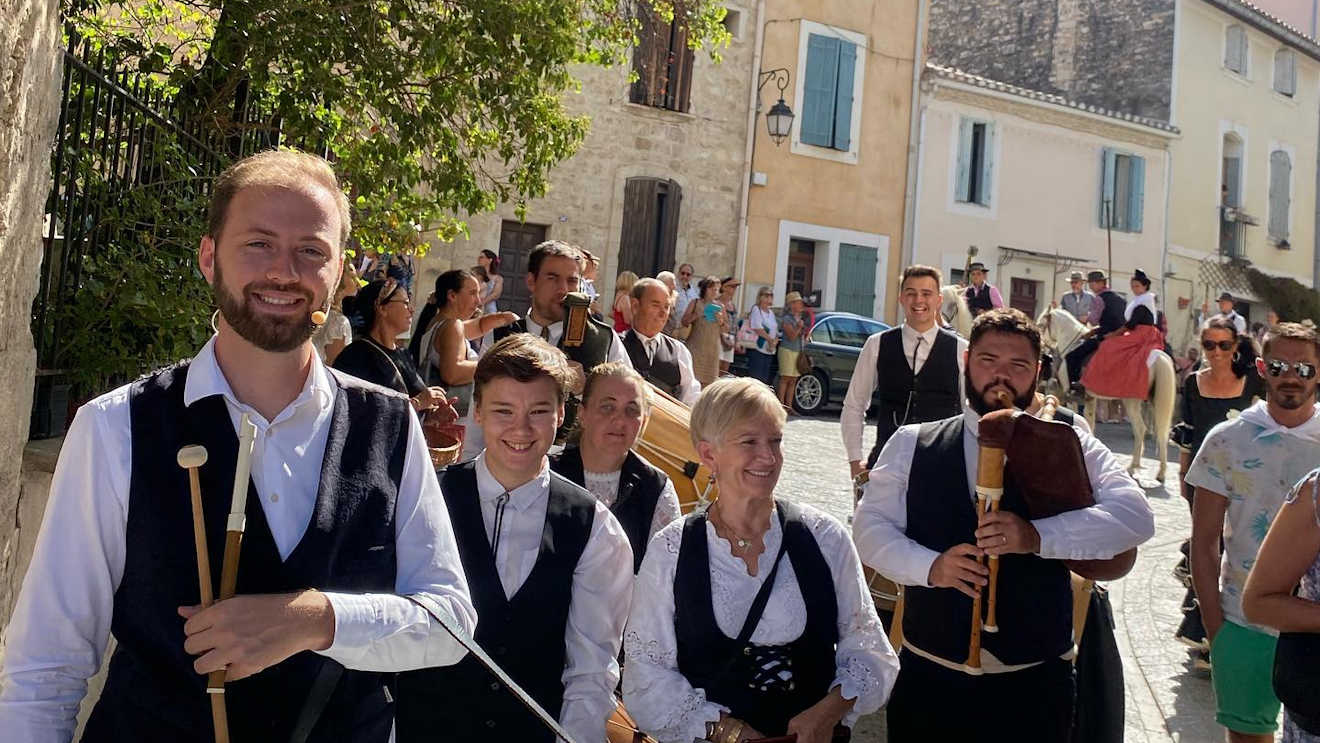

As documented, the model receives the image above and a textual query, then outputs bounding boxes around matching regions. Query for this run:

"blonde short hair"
[615,270,639,296]
[689,377,786,448]
[207,149,352,247]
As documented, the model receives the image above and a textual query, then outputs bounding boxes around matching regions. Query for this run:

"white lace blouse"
[622,502,899,743]
[583,468,683,542]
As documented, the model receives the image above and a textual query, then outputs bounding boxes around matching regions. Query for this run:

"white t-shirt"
[747,305,779,355]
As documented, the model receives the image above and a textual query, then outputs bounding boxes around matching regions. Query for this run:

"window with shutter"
[1099,148,1116,228]
[954,117,992,206]
[1226,25,1248,75]
[629,8,695,112]
[1269,150,1292,242]
[800,34,858,151]
[1274,48,1296,96]
[1099,149,1144,233]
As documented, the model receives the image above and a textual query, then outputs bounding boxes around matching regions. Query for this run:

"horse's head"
[939,285,972,337]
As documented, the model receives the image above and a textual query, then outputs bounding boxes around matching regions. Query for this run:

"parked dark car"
[731,311,890,415]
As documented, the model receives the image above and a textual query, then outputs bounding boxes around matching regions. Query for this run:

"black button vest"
[622,330,682,398]
[870,327,962,465]
[900,415,1073,669]
[550,446,667,573]
[965,284,994,314]
[674,501,838,736]
[81,363,409,743]
[394,462,595,743]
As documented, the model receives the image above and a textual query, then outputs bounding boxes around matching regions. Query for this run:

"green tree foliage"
[1246,267,1320,325]
[69,0,730,250]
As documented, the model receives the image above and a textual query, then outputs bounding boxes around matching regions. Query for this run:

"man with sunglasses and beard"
[854,308,1154,742]
[0,150,477,742]
[1185,322,1320,743]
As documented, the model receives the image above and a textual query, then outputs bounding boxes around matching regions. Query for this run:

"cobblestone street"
[779,410,1233,742]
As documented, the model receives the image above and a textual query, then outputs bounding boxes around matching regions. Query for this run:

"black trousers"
[1065,337,1101,386]
[886,649,1076,743]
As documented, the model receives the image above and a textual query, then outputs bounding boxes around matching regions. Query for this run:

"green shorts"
[1210,619,1281,734]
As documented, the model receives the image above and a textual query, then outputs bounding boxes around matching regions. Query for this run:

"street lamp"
[757,68,794,145]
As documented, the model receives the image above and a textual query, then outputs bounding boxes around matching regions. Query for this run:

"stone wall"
[0,0,62,630]
[928,0,1177,122]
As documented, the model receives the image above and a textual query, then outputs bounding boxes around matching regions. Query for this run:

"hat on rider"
[1132,269,1151,289]
[1217,291,1234,303]
[1086,270,1107,282]
[1069,271,1085,281]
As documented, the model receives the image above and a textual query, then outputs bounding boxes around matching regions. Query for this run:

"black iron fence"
[30,37,283,438]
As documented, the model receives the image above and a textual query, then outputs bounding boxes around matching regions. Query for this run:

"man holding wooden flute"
[853,308,1154,742]
[0,149,477,742]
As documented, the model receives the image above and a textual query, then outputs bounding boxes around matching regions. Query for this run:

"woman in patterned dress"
[681,276,726,387]
[1244,468,1320,742]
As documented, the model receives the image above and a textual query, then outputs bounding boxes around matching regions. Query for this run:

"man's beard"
[1268,381,1317,411]
[964,367,1036,416]
[212,259,318,352]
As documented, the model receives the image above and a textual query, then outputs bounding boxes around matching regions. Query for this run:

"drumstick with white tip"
[177,445,228,743]
[206,413,257,737]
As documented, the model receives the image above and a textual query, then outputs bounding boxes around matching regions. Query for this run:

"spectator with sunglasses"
[1184,322,1320,743]
[1172,318,1264,656]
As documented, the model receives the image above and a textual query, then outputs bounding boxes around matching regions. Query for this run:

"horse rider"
[1059,271,1096,323]
[963,262,1004,318]
[1065,270,1127,394]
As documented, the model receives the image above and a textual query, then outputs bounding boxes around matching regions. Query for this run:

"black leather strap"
[406,593,581,743]
[287,660,344,743]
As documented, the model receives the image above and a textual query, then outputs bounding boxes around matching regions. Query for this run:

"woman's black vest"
[900,416,1073,669]
[394,462,595,742]
[81,363,409,743]
[674,500,838,736]
[550,446,667,572]
[869,327,962,467]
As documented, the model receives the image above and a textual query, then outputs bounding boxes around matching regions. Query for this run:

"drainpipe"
[1161,147,1173,319]
[900,0,930,279]
[733,0,767,313]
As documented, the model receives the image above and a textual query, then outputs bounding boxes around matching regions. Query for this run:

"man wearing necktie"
[620,278,701,405]
[843,265,967,479]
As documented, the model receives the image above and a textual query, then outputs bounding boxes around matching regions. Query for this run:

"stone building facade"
[928,0,1177,122]
[415,6,756,312]
[1,0,62,631]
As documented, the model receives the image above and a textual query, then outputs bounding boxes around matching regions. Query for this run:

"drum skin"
[636,383,718,513]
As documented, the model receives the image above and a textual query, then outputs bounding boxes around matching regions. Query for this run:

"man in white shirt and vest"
[854,308,1154,742]
[1059,270,1096,322]
[396,333,633,743]
[0,150,477,742]
[620,277,701,405]
[1203,291,1249,335]
[843,265,967,479]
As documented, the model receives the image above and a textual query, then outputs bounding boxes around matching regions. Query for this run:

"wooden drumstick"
[205,414,257,738]
[176,445,229,743]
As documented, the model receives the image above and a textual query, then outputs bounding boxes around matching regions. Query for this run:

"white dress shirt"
[633,330,701,405]
[841,324,969,463]
[472,453,634,743]
[520,312,633,368]
[674,284,700,322]
[1204,310,1248,335]
[853,404,1154,590]
[0,337,477,742]
[623,504,899,743]
[582,469,683,542]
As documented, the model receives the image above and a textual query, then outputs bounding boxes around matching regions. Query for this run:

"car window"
[810,319,834,344]
[830,318,873,348]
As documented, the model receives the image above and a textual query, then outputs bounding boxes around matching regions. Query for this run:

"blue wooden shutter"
[1099,148,1116,227]
[979,123,997,206]
[832,41,857,151]
[1269,150,1292,240]
[1128,155,1145,233]
[955,118,973,202]
[801,35,840,147]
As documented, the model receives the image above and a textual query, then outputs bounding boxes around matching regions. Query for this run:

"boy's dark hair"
[968,307,1042,359]
[1263,321,1320,357]
[473,334,577,405]
[900,264,943,289]
[527,240,582,277]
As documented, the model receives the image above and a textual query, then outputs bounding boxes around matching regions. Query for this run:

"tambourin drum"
[608,699,657,743]
[636,383,718,513]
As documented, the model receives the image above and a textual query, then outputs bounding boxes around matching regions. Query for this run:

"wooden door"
[835,244,877,317]
[618,177,681,278]
[1009,277,1040,317]
[787,240,815,299]
[497,220,547,315]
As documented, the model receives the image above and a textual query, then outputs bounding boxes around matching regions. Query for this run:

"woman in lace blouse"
[623,378,898,743]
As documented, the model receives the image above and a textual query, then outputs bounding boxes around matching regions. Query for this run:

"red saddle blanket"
[1081,324,1164,399]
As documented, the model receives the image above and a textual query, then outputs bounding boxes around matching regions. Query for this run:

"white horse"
[940,285,973,337]
[1036,308,1176,485]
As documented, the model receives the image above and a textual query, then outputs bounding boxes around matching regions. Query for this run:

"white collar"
[183,335,335,425]
[474,452,551,511]
[1237,399,1320,442]
[901,323,940,344]
[525,311,562,335]
[635,329,661,344]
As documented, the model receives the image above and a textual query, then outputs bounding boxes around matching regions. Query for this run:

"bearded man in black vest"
[0,150,477,742]
[395,334,634,743]
[1065,270,1128,392]
[853,308,1154,742]
[843,265,966,480]
[621,277,702,405]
